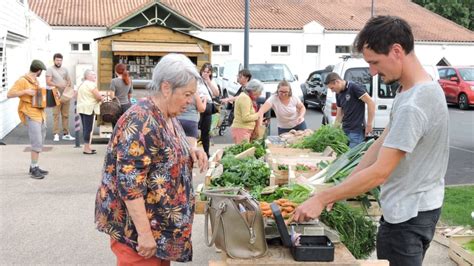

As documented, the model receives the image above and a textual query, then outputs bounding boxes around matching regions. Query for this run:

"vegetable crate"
[265,147,336,168]
[345,198,382,217]
[449,235,474,265]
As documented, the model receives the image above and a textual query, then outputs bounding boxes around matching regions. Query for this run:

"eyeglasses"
[278,91,290,94]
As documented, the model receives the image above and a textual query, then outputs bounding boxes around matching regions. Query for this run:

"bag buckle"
[219,201,226,212]
[249,227,256,244]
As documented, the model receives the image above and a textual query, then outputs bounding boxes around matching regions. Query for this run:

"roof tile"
[29,0,474,42]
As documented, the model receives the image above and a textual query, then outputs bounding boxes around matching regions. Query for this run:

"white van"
[322,57,398,136]
[218,61,303,104]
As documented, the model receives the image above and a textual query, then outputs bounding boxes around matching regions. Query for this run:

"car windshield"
[248,64,295,82]
[459,68,474,81]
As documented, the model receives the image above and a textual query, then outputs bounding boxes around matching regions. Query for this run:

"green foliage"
[223,140,266,159]
[291,125,349,155]
[320,202,377,259]
[260,184,313,203]
[464,239,474,253]
[441,185,474,227]
[413,0,473,30]
[210,156,270,189]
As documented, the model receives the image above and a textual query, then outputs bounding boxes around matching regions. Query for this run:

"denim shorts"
[26,116,46,152]
[278,121,307,135]
[178,119,199,138]
[376,208,441,266]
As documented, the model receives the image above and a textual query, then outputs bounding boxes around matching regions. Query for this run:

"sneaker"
[29,166,49,175]
[62,134,75,141]
[53,134,60,142]
[29,167,45,179]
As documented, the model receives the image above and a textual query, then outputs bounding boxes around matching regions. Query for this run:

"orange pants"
[110,239,170,266]
[231,127,253,144]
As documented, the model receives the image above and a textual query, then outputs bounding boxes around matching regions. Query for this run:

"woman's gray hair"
[245,79,264,94]
[148,53,200,93]
[83,69,95,80]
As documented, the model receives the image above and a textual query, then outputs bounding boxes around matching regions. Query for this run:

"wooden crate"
[209,149,224,163]
[265,146,336,168]
[449,235,474,265]
[346,199,382,217]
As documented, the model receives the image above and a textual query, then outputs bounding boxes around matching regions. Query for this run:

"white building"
[1,0,473,139]
[0,0,51,139]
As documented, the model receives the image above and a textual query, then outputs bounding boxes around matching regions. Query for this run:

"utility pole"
[244,0,250,68]
[371,0,375,18]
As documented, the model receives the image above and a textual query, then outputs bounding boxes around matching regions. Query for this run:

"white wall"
[191,23,361,81]
[0,0,28,38]
[415,43,474,66]
[193,22,474,83]
[48,27,106,86]
[0,2,52,139]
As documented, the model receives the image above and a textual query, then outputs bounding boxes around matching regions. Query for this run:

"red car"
[438,66,474,110]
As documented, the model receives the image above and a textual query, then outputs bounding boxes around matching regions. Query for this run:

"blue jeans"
[345,130,365,148]
[376,208,441,266]
[278,121,307,135]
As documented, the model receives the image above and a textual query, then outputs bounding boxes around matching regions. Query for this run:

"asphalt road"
[2,101,473,185]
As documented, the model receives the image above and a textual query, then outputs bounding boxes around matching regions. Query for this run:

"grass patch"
[441,185,474,227]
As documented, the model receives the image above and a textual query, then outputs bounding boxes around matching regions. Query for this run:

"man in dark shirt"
[325,72,375,147]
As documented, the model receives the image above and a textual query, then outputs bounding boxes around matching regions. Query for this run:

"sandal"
[83,151,97,155]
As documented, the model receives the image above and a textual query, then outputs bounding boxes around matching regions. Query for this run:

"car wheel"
[458,93,469,110]
[219,126,227,136]
[322,115,329,125]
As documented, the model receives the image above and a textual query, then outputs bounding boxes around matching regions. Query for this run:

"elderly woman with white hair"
[94,54,208,265]
[230,79,264,144]
[76,69,103,154]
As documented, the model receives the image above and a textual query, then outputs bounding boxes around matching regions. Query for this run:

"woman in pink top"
[258,80,307,135]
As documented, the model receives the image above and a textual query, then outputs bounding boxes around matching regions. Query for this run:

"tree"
[413,0,473,31]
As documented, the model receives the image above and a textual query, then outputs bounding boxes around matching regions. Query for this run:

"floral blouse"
[95,97,195,262]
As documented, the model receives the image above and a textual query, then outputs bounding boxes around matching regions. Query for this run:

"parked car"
[221,62,303,104]
[322,56,398,137]
[300,68,331,109]
[438,66,474,110]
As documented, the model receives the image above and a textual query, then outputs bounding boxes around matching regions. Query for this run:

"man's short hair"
[324,72,342,85]
[353,15,414,55]
[53,53,63,60]
[239,69,252,81]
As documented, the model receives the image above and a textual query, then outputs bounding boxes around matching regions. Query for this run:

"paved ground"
[0,143,456,265]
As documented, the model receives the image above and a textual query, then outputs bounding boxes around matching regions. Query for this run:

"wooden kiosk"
[92,24,213,138]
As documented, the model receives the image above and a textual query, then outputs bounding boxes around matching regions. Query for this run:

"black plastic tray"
[270,203,334,262]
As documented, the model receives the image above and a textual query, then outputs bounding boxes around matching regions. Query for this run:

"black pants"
[80,113,94,143]
[376,208,441,266]
[112,103,132,130]
[199,113,212,157]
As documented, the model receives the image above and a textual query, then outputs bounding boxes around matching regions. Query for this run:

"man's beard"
[380,74,399,86]
[55,63,61,68]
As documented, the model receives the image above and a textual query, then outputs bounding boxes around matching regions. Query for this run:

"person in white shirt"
[257,80,306,135]
[197,63,220,157]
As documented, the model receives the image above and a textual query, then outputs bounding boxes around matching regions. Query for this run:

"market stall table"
[209,244,388,266]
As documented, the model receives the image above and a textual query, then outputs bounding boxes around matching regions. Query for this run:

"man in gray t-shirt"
[46,53,75,141]
[293,16,449,266]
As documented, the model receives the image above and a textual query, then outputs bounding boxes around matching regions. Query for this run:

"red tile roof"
[29,0,474,42]
[29,0,150,27]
